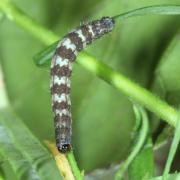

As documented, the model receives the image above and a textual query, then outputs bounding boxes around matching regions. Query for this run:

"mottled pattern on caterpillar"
[50,17,115,153]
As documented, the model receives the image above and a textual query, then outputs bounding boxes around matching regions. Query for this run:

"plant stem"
[0,0,57,45]
[113,5,180,21]
[162,112,180,179]
[115,105,149,180]
[67,152,83,180]
[78,53,178,127]
[0,0,178,128]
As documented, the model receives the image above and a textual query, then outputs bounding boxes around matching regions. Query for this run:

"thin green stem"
[0,0,57,45]
[162,112,180,179]
[113,5,180,21]
[114,105,149,180]
[78,53,178,127]
[0,1,178,128]
[67,152,83,180]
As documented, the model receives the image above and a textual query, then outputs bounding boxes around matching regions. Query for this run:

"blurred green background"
[0,0,180,175]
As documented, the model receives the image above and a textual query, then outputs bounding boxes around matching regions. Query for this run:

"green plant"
[0,0,180,179]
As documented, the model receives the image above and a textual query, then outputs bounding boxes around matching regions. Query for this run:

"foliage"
[0,0,180,179]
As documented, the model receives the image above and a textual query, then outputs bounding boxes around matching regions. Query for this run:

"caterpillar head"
[57,143,71,153]
[92,17,115,38]
[100,17,115,33]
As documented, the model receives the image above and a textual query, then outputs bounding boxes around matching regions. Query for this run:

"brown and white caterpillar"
[50,17,115,153]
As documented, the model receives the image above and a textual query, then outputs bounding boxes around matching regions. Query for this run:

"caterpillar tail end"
[57,143,71,153]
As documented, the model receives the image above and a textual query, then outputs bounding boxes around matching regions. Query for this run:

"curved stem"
[115,105,149,180]
[162,112,180,179]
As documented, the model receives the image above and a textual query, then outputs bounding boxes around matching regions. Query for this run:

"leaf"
[0,108,62,180]
[73,82,134,170]
[151,32,180,141]
[1,0,180,172]
[113,5,180,20]
[33,41,58,67]
[0,123,39,180]
[127,107,154,180]
[115,105,153,180]
[152,32,180,106]
[128,138,154,180]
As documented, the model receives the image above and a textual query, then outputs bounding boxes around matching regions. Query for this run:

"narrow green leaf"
[113,5,180,20]
[0,108,62,180]
[127,106,153,180]
[33,41,58,67]
[115,106,150,180]
[152,32,180,106]
[33,5,180,68]
[128,108,154,180]
[162,112,180,179]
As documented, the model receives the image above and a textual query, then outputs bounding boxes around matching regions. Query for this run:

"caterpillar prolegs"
[50,17,115,153]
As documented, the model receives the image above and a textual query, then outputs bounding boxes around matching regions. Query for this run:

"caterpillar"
[50,17,115,153]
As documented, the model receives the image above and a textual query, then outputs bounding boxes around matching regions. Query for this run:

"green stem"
[0,1,178,128]
[113,5,180,21]
[0,0,57,45]
[67,152,83,180]
[114,105,149,180]
[78,53,178,127]
[162,112,180,179]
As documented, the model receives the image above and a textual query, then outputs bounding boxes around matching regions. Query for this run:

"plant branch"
[45,141,84,180]
[78,53,178,127]
[162,112,180,179]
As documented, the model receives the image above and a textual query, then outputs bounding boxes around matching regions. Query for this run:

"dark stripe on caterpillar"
[51,17,115,153]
